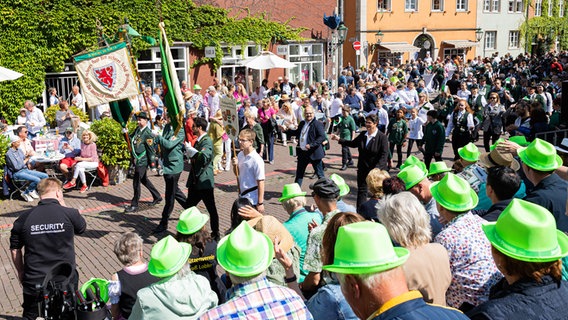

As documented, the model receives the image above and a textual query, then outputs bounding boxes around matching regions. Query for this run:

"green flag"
[109,99,133,128]
[158,22,184,132]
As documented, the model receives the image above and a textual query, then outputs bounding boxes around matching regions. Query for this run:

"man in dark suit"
[183,117,220,240]
[331,114,389,209]
[282,106,326,186]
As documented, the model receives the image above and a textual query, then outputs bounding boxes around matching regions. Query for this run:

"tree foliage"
[0,0,303,124]
[520,0,568,53]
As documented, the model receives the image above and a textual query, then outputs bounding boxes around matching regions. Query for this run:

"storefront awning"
[377,42,421,53]
[442,40,478,49]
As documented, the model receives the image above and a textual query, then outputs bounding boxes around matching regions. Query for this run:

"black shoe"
[150,198,163,206]
[124,206,138,213]
[340,165,348,171]
[211,232,220,241]
[347,161,354,166]
[152,223,167,234]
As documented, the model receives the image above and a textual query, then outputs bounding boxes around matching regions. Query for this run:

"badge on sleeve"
[146,138,153,146]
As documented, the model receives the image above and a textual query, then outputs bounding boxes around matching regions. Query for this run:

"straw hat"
[479,148,520,171]
[482,199,568,262]
[184,91,194,100]
[323,221,410,274]
[247,215,294,253]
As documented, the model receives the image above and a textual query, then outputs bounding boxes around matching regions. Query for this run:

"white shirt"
[378,107,389,128]
[292,102,304,122]
[70,92,85,113]
[26,107,46,135]
[237,150,265,205]
[299,120,311,151]
[208,94,220,116]
[329,97,343,118]
[408,117,426,140]
[365,128,378,147]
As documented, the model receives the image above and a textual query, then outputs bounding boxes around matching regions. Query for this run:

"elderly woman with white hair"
[108,232,159,320]
[378,192,452,305]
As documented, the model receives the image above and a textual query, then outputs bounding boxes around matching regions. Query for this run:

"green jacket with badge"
[187,135,215,190]
[155,124,185,175]
[130,126,156,168]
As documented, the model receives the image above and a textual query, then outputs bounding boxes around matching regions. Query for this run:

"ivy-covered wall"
[0,0,303,124]
[520,0,568,53]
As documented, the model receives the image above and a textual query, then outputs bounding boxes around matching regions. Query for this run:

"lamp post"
[337,22,348,79]
[367,31,384,67]
[475,28,483,57]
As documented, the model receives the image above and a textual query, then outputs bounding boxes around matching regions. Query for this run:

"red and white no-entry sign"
[352,41,361,51]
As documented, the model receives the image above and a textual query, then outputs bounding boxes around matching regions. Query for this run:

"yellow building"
[343,0,481,68]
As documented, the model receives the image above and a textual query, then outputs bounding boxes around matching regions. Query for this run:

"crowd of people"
[6,50,568,320]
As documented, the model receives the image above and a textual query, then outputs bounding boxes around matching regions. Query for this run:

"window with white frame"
[138,46,188,89]
[548,0,553,15]
[509,31,520,48]
[456,0,468,11]
[485,31,497,50]
[508,0,523,12]
[484,0,490,11]
[560,0,565,17]
[378,0,392,11]
[432,0,444,10]
[406,0,418,10]
[535,0,542,16]
[485,0,500,11]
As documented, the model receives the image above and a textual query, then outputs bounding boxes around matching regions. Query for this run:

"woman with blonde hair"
[359,169,390,221]
[378,192,452,305]
[63,130,99,193]
[277,101,297,146]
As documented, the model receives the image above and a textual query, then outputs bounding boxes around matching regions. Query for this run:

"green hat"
[217,221,274,277]
[428,161,451,176]
[193,84,202,90]
[400,155,427,173]
[509,135,529,146]
[489,138,505,151]
[397,164,427,190]
[80,278,109,303]
[518,138,562,171]
[136,111,150,120]
[176,206,209,235]
[323,221,410,274]
[430,173,478,212]
[458,142,480,162]
[482,199,568,262]
[148,235,192,278]
[329,173,350,197]
[279,183,306,202]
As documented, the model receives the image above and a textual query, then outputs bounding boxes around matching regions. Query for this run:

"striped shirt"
[200,277,313,320]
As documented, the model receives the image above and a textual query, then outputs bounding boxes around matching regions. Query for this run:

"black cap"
[309,177,340,200]
[470,84,479,89]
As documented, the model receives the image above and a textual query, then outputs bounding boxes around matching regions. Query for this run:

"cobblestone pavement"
[0,137,460,319]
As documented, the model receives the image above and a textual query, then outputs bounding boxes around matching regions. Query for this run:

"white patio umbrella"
[242,51,296,70]
[0,66,23,82]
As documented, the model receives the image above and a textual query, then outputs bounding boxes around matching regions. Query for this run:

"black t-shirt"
[10,198,87,294]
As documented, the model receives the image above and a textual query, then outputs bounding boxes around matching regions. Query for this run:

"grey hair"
[229,271,266,285]
[113,232,143,266]
[281,196,306,213]
[171,263,192,280]
[377,192,432,247]
[337,267,397,290]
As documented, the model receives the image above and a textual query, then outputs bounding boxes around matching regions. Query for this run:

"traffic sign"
[352,41,361,51]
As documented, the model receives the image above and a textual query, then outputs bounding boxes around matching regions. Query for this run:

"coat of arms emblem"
[94,63,116,90]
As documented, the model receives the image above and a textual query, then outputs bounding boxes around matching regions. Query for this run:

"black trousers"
[131,165,161,207]
[356,168,371,211]
[295,153,324,187]
[185,188,220,237]
[424,152,443,169]
[451,131,471,160]
[341,145,352,165]
[160,173,186,225]
[406,139,423,158]
[483,131,501,152]
[389,142,404,167]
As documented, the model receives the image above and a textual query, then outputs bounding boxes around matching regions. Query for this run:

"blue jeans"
[13,169,48,194]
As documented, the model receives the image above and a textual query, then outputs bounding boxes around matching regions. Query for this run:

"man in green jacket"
[423,110,446,169]
[183,117,220,240]
[125,112,162,213]
[152,114,186,234]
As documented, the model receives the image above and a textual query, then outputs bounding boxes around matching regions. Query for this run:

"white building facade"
[476,0,526,57]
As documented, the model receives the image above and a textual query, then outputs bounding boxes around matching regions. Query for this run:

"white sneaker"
[29,190,39,199]
[22,193,33,202]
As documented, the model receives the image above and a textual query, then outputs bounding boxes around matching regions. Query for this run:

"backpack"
[37,262,77,320]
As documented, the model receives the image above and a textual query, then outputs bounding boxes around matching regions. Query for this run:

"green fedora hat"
[176,206,210,235]
[428,161,451,176]
[509,135,529,146]
[430,173,478,212]
[397,164,427,190]
[217,221,274,277]
[148,235,192,278]
[329,173,350,197]
[482,199,568,262]
[400,155,427,173]
[458,142,480,162]
[518,138,563,171]
[80,278,109,303]
[279,183,307,202]
[323,221,410,274]
[489,138,506,151]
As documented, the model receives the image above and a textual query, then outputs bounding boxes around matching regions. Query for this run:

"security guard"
[125,111,162,212]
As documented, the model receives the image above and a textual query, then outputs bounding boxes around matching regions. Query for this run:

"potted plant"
[90,118,134,185]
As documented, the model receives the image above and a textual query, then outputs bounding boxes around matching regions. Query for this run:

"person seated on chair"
[63,130,99,193]
[5,135,48,202]
[55,100,79,134]
[58,127,81,183]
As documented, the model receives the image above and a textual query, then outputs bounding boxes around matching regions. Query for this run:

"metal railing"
[535,129,568,146]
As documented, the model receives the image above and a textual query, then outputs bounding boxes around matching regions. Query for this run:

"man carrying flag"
[152,22,187,234]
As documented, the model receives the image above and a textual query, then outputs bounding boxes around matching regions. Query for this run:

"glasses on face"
[489,97,497,100]
[305,112,314,115]
[66,131,72,135]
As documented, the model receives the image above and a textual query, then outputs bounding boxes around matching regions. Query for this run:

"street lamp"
[475,28,483,42]
[370,30,384,53]
[337,23,348,44]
